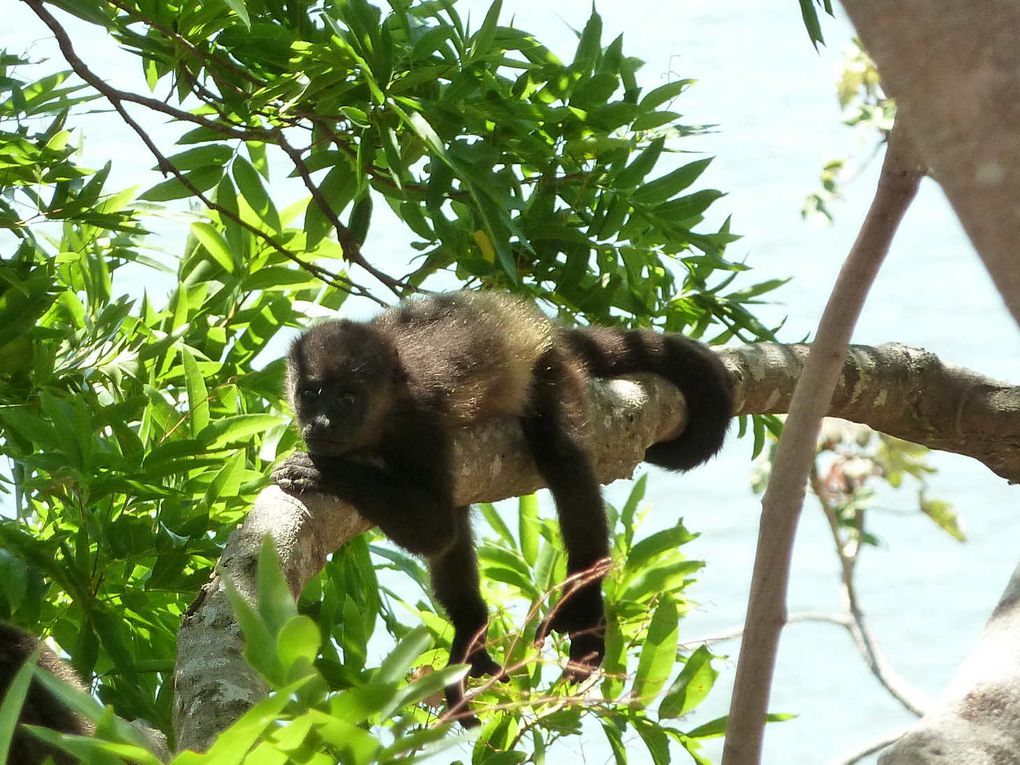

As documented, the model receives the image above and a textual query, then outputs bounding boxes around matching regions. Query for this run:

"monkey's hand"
[271,451,325,493]
[272,452,458,557]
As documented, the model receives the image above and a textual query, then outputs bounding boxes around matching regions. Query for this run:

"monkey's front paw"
[451,635,506,680]
[271,452,323,493]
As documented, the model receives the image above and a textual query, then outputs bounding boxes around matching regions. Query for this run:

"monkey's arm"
[272,452,457,557]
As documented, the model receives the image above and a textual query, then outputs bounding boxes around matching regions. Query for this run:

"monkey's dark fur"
[273,291,732,722]
[0,623,92,764]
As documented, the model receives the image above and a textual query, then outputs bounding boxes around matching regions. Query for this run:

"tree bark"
[878,563,1020,765]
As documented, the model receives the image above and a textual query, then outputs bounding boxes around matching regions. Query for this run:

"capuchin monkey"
[0,622,93,765]
[272,291,732,723]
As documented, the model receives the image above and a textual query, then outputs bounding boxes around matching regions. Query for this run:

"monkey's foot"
[536,583,603,643]
[442,649,506,729]
[443,683,480,729]
[464,648,507,680]
[561,629,606,683]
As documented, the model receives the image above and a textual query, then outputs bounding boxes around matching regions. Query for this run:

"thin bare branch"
[811,470,928,716]
[23,0,390,305]
[722,123,926,765]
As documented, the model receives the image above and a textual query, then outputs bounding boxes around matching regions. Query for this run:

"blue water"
[7,2,1020,763]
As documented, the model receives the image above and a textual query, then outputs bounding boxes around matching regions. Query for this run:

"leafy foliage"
[802,38,896,223]
[42,0,778,340]
[0,0,784,760]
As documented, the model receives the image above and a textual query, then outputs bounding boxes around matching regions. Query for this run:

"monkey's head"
[287,320,403,455]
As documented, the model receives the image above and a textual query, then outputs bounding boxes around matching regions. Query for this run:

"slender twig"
[810,469,928,716]
[24,0,269,142]
[275,137,407,296]
[683,612,852,648]
[830,730,904,765]
[22,0,386,305]
[103,0,262,90]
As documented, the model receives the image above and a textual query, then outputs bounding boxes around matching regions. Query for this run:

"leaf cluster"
[41,0,780,339]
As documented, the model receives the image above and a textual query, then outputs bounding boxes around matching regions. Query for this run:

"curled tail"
[564,326,733,471]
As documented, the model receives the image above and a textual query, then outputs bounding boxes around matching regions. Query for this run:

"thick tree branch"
[878,563,1020,764]
[725,343,1020,483]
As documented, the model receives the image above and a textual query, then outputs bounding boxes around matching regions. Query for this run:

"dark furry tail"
[564,326,733,471]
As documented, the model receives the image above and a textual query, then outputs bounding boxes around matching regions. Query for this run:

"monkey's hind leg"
[429,508,502,727]
[521,347,609,681]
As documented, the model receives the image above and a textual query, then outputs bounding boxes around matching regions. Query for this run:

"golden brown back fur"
[373,292,557,424]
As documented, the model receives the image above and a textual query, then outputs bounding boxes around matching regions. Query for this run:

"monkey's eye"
[300,387,319,404]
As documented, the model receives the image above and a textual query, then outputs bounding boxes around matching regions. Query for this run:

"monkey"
[0,622,93,765]
[272,291,732,723]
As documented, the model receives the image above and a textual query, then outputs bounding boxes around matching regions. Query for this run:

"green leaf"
[376,625,431,685]
[224,580,279,685]
[631,593,678,703]
[613,137,665,188]
[633,714,671,765]
[798,0,827,49]
[639,79,692,110]
[633,158,712,204]
[140,166,222,201]
[478,503,515,547]
[257,537,298,634]
[599,717,628,765]
[163,144,234,172]
[387,663,468,715]
[623,524,696,577]
[920,493,965,541]
[659,645,717,718]
[518,493,539,565]
[225,0,252,30]
[572,9,603,74]
[181,347,210,435]
[304,161,355,250]
[190,222,235,274]
[407,110,448,158]
[469,0,502,59]
[197,413,287,448]
[479,547,540,597]
[309,708,381,764]
[201,677,313,760]
[0,649,35,763]
[277,616,321,677]
[620,473,647,547]
[233,156,281,232]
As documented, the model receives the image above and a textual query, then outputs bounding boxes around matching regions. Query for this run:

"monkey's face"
[287,321,400,455]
